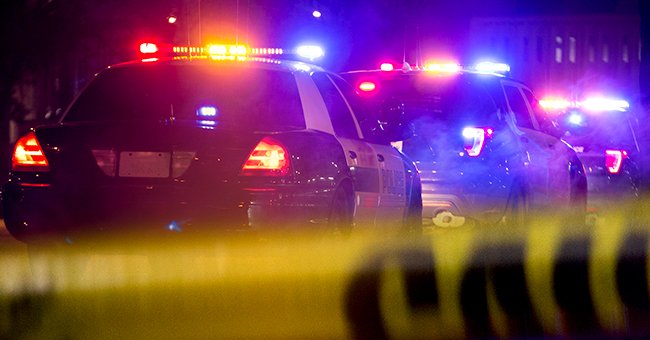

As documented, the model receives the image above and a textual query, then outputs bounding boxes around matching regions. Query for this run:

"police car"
[0,44,422,243]
[539,96,641,218]
[341,61,587,227]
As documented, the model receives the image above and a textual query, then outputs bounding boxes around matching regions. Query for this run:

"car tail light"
[605,149,627,174]
[12,132,50,172]
[462,127,493,157]
[380,63,394,71]
[240,137,290,176]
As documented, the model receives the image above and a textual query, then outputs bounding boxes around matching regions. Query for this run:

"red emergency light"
[139,43,159,54]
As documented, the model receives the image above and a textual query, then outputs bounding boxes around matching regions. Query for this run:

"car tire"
[403,182,423,233]
[503,181,529,228]
[568,174,587,227]
[328,185,354,236]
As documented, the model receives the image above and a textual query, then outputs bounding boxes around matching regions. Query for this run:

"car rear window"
[351,74,498,127]
[64,64,306,131]
[556,110,639,150]
[347,73,500,161]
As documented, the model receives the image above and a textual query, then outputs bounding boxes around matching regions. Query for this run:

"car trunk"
[33,121,265,229]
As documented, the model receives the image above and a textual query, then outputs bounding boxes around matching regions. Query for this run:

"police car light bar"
[374,60,510,76]
[425,62,461,73]
[539,96,630,113]
[380,63,394,72]
[580,97,630,112]
[474,61,511,74]
[250,48,284,55]
[205,44,248,60]
[358,81,377,92]
[140,43,159,54]
[539,98,572,111]
[138,41,323,62]
[295,45,324,60]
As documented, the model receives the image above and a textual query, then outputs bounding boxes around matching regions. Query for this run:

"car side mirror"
[377,98,413,141]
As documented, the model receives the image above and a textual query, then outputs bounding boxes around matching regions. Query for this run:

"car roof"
[107,57,327,74]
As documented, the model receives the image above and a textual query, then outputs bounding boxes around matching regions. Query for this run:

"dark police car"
[1,45,422,243]
[342,62,587,227]
[539,96,641,219]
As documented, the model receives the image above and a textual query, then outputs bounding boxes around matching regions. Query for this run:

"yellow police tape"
[2,201,650,338]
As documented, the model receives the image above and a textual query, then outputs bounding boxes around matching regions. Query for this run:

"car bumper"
[1,181,331,243]
[419,172,510,226]
[585,173,639,213]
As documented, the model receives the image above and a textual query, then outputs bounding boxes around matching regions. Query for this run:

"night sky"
[0,0,642,109]
[175,0,639,71]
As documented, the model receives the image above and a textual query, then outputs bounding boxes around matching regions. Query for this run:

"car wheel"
[328,185,354,236]
[503,182,529,227]
[403,182,423,233]
[568,174,587,227]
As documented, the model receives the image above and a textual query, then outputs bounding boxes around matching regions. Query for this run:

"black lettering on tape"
[553,236,598,334]
[616,231,650,333]
[460,264,491,337]
[345,242,438,339]
[486,243,543,335]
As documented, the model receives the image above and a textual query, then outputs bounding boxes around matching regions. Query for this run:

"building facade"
[469,15,641,103]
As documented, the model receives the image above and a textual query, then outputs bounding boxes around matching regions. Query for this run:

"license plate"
[119,152,171,178]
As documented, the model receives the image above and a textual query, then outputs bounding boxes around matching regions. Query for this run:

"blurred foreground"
[3,202,650,338]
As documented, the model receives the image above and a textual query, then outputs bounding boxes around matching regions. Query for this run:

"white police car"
[1,44,422,242]
[342,61,587,227]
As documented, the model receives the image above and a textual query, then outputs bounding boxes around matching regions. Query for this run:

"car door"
[502,81,570,207]
[312,72,380,226]
[502,81,550,206]
[330,74,408,228]
[521,86,572,205]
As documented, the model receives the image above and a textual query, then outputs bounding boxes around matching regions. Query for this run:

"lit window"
[555,36,563,63]
[569,37,576,63]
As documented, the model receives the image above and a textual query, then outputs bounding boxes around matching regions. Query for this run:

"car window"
[556,109,639,150]
[64,65,306,131]
[521,88,542,116]
[394,76,499,161]
[356,75,498,126]
[312,72,360,139]
[330,75,386,143]
[504,85,535,129]
[521,88,548,125]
